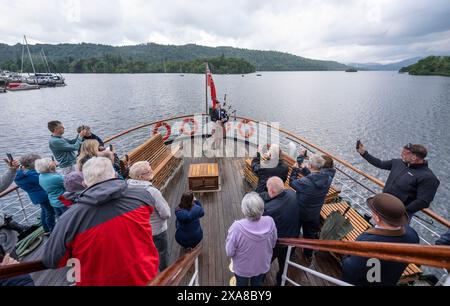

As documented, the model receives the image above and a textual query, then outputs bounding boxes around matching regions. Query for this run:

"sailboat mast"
[41,49,51,73]
[24,35,36,75]
[20,43,25,74]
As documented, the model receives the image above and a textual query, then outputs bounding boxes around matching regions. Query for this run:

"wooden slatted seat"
[122,133,182,190]
[320,202,422,282]
[243,156,340,203]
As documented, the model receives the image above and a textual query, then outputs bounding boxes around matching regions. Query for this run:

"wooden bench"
[320,202,422,283]
[243,155,341,203]
[122,133,182,190]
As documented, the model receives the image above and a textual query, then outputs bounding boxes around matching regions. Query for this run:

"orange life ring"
[237,119,255,139]
[152,122,171,141]
[180,118,198,136]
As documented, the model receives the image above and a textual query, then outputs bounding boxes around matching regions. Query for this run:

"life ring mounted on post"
[180,118,198,136]
[152,122,172,141]
[237,119,255,139]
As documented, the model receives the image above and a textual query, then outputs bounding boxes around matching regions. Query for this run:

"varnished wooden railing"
[278,238,450,270]
[0,182,18,198]
[0,261,46,280]
[147,245,202,286]
[2,238,449,282]
[0,245,203,282]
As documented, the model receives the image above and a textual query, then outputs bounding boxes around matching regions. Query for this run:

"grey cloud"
[0,0,449,63]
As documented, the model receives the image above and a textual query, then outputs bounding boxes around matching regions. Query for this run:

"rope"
[14,226,45,259]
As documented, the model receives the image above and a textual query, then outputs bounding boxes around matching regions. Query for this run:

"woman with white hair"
[14,154,56,234]
[35,158,68,218]
[226,192,277,286]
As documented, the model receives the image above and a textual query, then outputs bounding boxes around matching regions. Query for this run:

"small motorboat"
[6,82,40,91]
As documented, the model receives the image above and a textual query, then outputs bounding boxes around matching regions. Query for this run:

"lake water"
[1,71,449,224]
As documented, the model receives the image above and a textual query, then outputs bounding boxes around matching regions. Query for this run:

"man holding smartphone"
[357,141,440,219]
[48,121,87,175]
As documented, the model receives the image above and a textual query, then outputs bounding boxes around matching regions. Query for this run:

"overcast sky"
[1,0,449,64]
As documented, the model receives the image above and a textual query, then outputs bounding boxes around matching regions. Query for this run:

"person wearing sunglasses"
[357,141,440,220]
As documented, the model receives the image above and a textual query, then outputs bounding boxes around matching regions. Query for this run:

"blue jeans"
[153,231,170,272]
[53,206,68,218]
[39,199,56,233]
[235,273,265,286]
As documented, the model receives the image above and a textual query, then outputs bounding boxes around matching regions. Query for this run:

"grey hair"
[266,176,284,195]
[128,161,151,180]
[35,158,54,174]
[20,154,41,170]
[308,154,325,170]
[82,157,116,187]
[241,192,265,221]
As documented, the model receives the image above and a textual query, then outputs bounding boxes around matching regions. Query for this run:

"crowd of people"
[0,120,446,286]
[237,141,444,286]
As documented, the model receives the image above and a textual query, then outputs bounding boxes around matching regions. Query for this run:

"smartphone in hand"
[6,153,13,162]
[109,144,113,151]
[51,156,55,162]
[356,139,361,150]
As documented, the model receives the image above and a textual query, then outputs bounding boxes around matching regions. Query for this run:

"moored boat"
[6,82,40,91]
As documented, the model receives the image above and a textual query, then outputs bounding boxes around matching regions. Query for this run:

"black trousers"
[299,218,320,258]
[272,246,289,286]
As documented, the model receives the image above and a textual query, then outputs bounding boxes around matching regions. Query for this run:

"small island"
[345,68,358,72]
[399,56,450,77]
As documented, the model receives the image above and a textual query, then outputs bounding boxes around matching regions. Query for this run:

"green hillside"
[0,42,350,73]
[399,56,450,77]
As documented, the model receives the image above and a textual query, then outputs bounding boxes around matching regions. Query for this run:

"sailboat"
[21,35,66,87]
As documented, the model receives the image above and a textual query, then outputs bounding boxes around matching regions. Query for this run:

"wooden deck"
[163,156,342,286]
[19,155,343,286]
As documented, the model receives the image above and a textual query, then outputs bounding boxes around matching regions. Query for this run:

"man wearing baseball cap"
[357,142,440,219]
[342,193,419,286]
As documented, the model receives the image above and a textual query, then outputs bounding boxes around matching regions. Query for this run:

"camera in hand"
[297,155,305,165]
[296,149,308,166]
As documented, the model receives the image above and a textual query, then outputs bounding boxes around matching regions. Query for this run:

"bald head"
[267,176,285,198]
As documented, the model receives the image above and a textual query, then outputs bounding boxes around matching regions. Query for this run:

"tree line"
[0,42,350,73]
[399,56,450,77]
[0,54,255,74]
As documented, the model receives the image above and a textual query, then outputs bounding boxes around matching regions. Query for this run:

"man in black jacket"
[251,144,289,194]
[357,142,440,218]
[264,177,300,285]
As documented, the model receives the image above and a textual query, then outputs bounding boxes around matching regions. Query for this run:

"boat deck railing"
[1,114,448,278]
[1,114,448,236]
[278,238,450,286]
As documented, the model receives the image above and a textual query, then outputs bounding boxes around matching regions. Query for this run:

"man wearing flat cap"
[357,142,440,219]
[342,193,419,286]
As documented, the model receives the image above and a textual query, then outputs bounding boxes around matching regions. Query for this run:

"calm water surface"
[1,72,449,222]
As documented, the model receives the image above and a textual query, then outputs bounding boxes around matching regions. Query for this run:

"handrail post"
[195,257,199,286]
[16,189,29,224]
[281,246,293,286]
